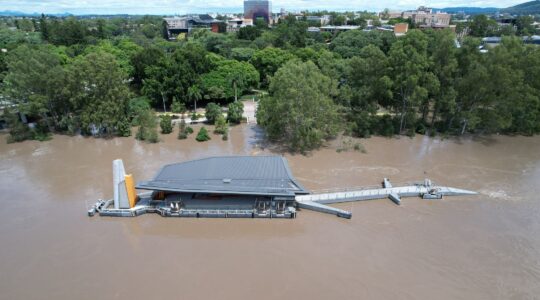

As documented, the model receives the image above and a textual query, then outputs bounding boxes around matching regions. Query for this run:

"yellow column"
[124,174,138,208]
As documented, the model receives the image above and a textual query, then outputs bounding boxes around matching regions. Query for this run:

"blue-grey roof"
[136,156,309,196]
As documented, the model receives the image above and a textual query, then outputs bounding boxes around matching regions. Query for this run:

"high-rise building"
[244,0,272,24]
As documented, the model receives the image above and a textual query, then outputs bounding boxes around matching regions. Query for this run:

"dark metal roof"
[136,156,309,196]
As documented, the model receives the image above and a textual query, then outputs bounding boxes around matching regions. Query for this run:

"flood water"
[1,124,539,300]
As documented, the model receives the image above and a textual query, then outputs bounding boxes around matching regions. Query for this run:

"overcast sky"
[0,0,526,15]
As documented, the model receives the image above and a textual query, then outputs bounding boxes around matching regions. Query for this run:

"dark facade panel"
[244,0,272,23]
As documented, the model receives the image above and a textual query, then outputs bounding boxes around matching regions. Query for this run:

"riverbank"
[1,123,539,299]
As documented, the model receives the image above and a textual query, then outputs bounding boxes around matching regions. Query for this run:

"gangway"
[295,178,477,219]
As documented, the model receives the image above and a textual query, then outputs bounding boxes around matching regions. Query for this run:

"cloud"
[0,0,526,14]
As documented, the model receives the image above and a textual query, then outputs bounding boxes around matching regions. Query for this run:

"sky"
[0,0,528,15]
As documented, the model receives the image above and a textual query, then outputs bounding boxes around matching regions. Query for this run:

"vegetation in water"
[227,101,244,124]
[195,126,211,142]
[205,102,222,124]
[159,114,173,134]
[135,109,159,143]
[213,114,229,142]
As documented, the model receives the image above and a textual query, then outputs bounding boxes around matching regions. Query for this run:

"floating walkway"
[294,178,477,218]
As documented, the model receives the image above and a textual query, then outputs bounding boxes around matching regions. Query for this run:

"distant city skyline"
[0,0,527,15]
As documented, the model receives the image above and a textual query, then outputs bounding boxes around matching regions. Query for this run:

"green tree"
[3,45,67,131]
[273,16,309,48]
[187,85,202,111]
[200,59,259,100]
[388,30,438,133]
[39,14,49,41]
[214,114,228,134]
[128,96,151,125]
[238,26,261,40]
[516,16,535,36]
[331,30,396,57]
[196,126,211,142]
[141,24,158,39]
[130,46,164,87]
[177,118,192,139]
[250,47,295,86]
[171,100,186,114]
[469,15,497,37]
[48,17,88,46]
[257,61,340,152]
[227,101,244,124]
[427,30,458,130]
[136,109,158,143]
[345,45,393,136]
[450,37,538,135]
[65,51,131,136]
[84,39,142,77]
[160,114,173,134]
[231,47,256,61]
[143,44,208,110]
[205,102,222,124]
[316,50,347,81]
[4,108,33,143]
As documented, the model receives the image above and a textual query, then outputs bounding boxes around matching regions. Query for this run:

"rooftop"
[136,156,309,196]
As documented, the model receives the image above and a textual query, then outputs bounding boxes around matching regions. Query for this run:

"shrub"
[136,109,159,143]
[196,127,211,142]
[160,114,173,134]
[227,101,244,124]
[376,114,395,137]
[205,102,221,124]
[128,97,151,126]
[5,109,33,143]
[116,119,132,137]
[177,119,191,140]
[416,123,427,135]
[171,101,186,114]
[214,114,228,134]
[32,120,52,141]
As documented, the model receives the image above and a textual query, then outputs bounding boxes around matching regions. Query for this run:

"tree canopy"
[257,60,340,152]
[200,59,259,100]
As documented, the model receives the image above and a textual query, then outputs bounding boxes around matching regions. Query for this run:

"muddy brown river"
[1,124,539,300]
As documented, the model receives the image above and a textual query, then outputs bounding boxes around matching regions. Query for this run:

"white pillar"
[113,159,130,209]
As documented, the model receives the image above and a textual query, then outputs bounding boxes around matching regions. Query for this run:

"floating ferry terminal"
[88,156,477,219]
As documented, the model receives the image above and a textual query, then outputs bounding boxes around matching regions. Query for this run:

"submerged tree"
[257,60,340,152]
[177,118,192,139]
[136,109,158,143]
[159,114,173,134]
[388,30,438,134]
[205,102,222,124]
[214,114,228,135]
[227,101,244,124]
[195,126,211,142]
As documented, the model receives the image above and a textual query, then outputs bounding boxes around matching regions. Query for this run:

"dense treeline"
[465,15,538,37]
[1,14,540,151]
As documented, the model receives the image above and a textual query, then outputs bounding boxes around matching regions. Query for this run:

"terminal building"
[134,156,308,218]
